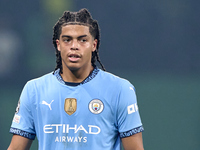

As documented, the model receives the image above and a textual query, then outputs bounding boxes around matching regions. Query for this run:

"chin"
[67,65,81,72]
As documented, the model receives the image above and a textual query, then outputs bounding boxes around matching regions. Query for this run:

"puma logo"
[41,100,54,110]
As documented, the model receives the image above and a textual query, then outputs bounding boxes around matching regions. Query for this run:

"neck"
[61,65,94,83]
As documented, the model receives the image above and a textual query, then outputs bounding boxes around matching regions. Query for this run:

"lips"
[68,53,81,62]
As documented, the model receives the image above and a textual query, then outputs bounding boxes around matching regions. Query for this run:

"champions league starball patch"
[89,99,104,114]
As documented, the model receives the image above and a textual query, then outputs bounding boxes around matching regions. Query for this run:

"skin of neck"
[60,62,94,83]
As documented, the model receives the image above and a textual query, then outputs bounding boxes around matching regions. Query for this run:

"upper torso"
[10,68,143,150]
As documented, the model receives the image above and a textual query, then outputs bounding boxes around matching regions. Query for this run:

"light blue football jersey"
[10,67,144,150]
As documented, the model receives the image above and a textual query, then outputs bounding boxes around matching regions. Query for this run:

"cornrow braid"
[52,8,105,74]
[92,51,106,71]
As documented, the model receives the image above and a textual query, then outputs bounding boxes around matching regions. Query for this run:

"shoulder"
[98,69,133,88]
[25,72,55,89]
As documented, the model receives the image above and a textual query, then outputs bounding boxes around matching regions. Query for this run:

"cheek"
[86,43,96,52]
[87,49,93,60]
[59,45,68,53]
[82,47,92,59]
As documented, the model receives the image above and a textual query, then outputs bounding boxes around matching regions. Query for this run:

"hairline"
[58,22,95,40]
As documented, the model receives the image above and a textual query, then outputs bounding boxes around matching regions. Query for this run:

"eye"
[63,38,71,42]
[80,39,87,43]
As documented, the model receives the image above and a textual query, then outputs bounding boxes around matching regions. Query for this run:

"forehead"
[60,25,90,36]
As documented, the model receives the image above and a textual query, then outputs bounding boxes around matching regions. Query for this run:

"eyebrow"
[61,35,88,39]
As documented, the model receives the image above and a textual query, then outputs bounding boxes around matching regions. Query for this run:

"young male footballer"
[8,8,144,150]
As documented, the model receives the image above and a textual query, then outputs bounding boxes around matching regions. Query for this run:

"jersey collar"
[53,67,99,86]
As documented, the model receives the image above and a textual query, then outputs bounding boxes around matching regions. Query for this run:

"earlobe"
[56,40,60,51]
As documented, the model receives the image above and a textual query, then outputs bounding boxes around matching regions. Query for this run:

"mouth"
[68,53,81,62]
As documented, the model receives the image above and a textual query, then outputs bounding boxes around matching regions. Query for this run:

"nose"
[70,39,79,50]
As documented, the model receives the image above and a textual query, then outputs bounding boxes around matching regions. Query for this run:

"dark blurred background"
[0,0,199,149]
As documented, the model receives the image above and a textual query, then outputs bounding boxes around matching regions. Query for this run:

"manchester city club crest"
[89,99,104,114]
[64,98,77,115]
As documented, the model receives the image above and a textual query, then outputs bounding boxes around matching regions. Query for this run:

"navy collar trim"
[53,67,99,86]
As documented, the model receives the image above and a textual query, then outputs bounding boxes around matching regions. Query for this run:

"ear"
[92,39,98,52]
[56,39,61,51]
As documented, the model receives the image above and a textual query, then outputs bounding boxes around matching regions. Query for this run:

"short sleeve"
[116,80,144,138]
[9,81,36,140]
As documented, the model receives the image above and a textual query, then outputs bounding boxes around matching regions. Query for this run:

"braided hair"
[53,8,105,74]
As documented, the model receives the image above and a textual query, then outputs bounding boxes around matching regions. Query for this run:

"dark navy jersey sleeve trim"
[120,126,144,138]
[10,127,36,140]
